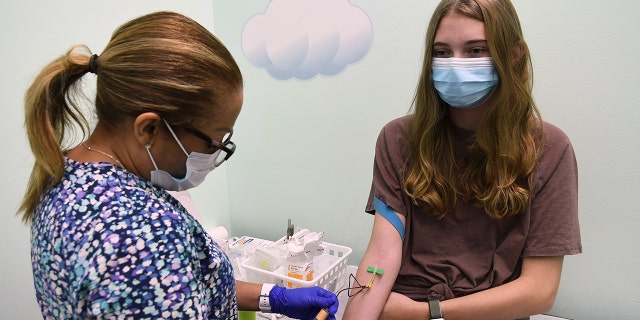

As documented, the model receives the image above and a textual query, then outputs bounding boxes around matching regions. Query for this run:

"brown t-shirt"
[366,115,582,301]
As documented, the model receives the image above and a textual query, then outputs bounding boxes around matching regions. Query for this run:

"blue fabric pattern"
[31,158,237,319]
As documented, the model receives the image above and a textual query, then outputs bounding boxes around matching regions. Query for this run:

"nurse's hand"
[269,285,339,320]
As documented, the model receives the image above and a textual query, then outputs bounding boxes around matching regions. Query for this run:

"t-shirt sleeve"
[524,124,582,257]
[366,117,410,218]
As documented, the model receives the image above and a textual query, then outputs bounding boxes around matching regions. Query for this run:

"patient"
[343,1,581,319]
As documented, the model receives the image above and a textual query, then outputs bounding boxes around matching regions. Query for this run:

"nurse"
[20,11,338,320]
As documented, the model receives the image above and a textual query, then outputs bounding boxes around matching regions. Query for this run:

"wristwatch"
[428,300,445,320]
[259,283,275,313]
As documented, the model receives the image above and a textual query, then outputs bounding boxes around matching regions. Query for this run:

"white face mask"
[146,120,221,191]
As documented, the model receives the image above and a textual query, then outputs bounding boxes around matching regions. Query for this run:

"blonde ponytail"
[19,45,92,222]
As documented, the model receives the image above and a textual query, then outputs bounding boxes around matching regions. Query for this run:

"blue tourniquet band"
[373,196,405,242]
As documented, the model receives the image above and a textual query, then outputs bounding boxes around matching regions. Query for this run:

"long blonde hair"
[405,0,541,219]
[19,11,242,222]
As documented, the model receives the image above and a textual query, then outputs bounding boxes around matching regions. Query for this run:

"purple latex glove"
[269,285,339,320]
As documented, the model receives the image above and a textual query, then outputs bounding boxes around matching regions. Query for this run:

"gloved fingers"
[321,296,339,315]
[312,288,339,315]
[297,286,339,315]
[315,288,335,298]
[269,285,339,318]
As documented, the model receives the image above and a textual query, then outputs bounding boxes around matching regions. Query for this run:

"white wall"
[215,1,640,319]
[2,0,638,319]
[213,0,429,265]
[516,2,640,318]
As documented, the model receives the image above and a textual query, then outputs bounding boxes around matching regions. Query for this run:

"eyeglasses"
[178,125,236,166]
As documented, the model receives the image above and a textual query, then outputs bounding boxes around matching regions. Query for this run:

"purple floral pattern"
[31,158,237,319]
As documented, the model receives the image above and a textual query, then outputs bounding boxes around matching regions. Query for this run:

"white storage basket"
[241,241,352,292]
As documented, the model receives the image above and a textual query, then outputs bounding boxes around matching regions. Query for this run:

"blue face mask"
[432,57,499,108]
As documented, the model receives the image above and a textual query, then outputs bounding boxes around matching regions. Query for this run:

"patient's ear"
[512,40,526,64]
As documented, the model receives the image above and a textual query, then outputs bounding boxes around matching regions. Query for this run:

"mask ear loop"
[145,143,160,170]
[162,119,189,156]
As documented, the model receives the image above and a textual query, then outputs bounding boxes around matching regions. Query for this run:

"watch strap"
[428,300,444,319]
[259,283,275,313]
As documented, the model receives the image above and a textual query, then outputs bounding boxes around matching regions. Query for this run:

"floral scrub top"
[31,158,237,319]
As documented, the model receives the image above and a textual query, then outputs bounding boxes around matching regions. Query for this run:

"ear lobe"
[512,40,526,64]
[133,112,162,146]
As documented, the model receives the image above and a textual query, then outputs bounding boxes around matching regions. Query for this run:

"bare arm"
[378,256,564,320]
[343,213,409,320]
[236,280,261,311]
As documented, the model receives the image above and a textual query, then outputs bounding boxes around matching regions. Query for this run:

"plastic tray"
[241,241,352,292]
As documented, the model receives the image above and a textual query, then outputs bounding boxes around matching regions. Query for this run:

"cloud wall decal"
[242,0,374,80]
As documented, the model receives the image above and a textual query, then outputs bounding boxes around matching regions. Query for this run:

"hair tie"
[88,54,99,74]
